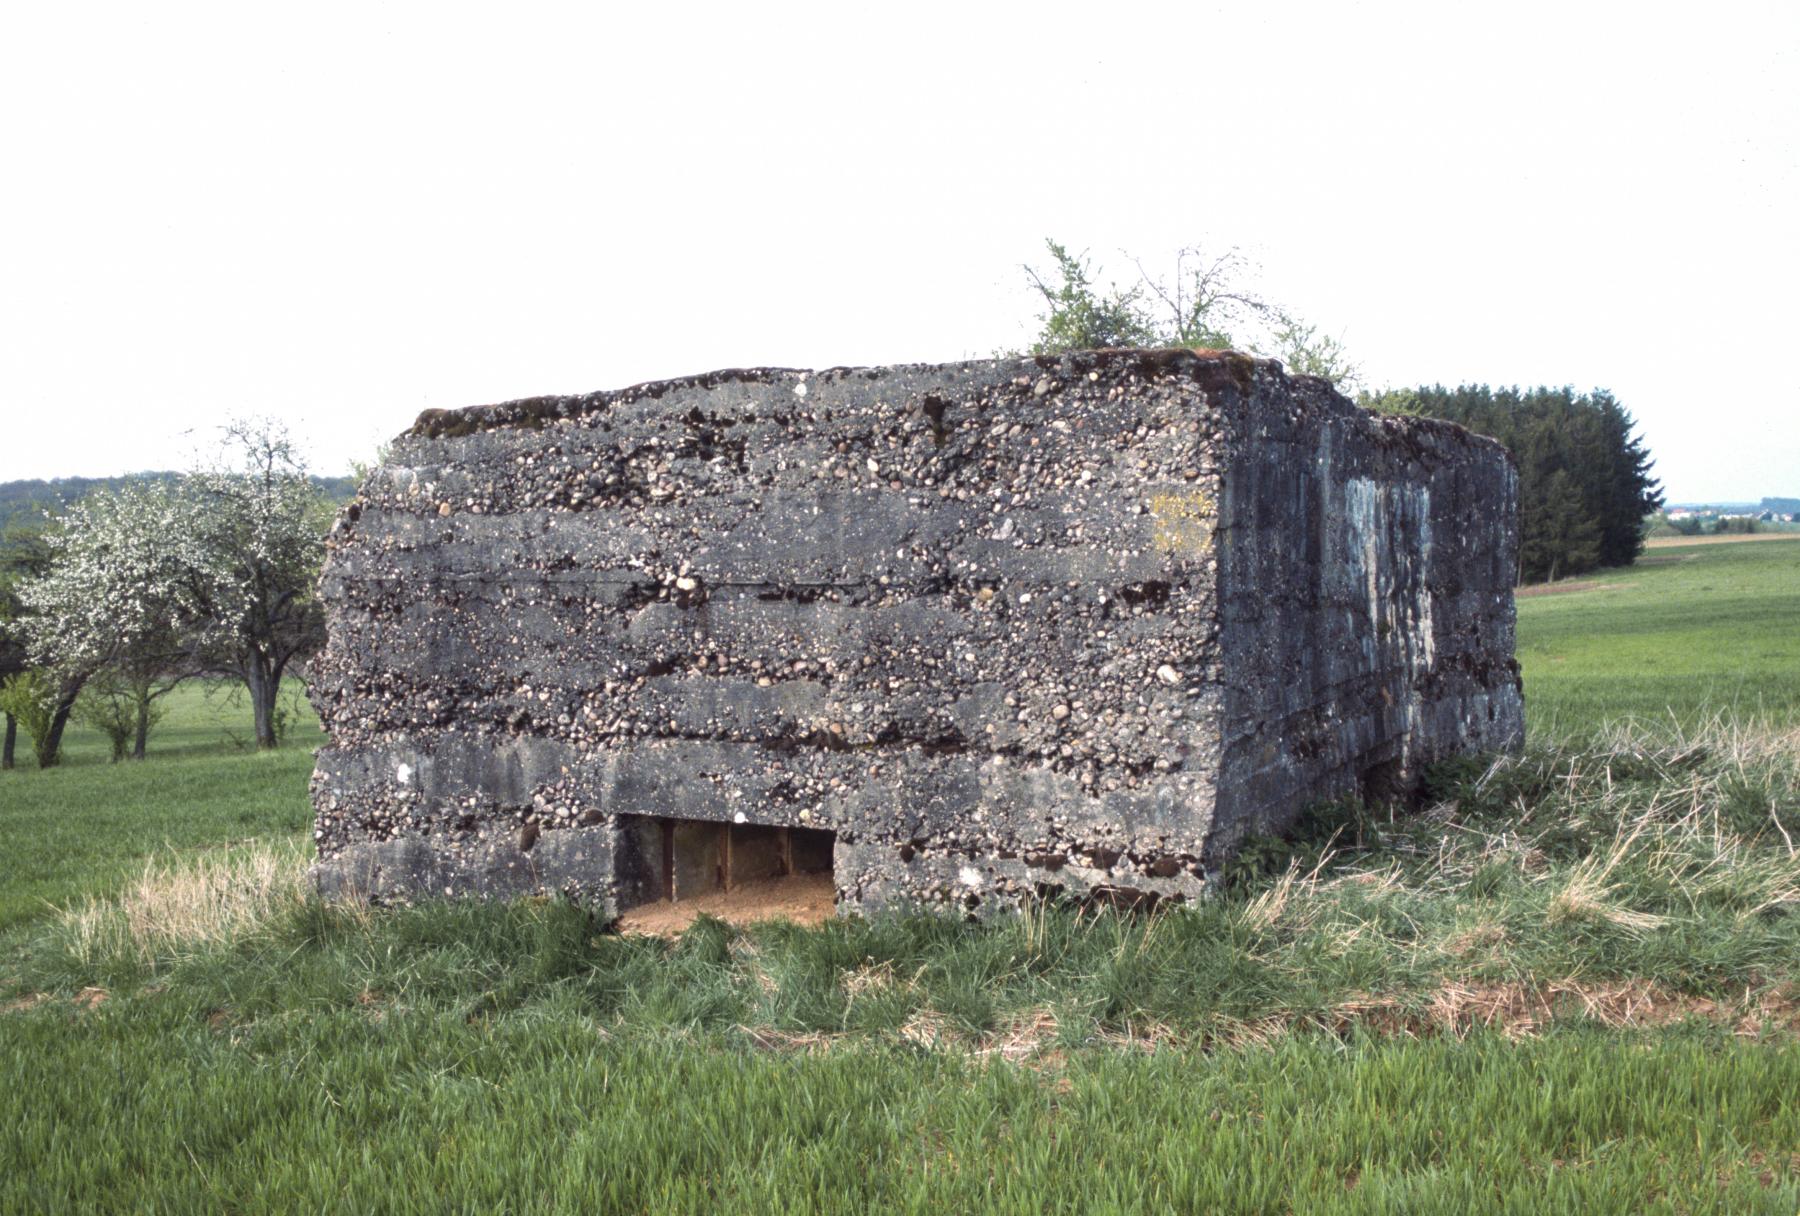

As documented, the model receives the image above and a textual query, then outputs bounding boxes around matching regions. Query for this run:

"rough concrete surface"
[309,349,1523,918]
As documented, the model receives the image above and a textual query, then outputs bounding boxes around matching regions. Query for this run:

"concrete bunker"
[307,349,1524,919]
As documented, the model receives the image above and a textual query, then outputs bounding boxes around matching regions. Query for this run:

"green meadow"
[0,683,319,934]
[4,536,1800,1213]
[1519,535,1800,734]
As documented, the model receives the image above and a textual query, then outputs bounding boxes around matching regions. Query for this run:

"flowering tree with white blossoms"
[10,420,331,760]
[13,479,193,762]
[172,419,330,749]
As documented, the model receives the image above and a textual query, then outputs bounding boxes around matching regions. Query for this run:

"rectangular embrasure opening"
[616,815,835,927]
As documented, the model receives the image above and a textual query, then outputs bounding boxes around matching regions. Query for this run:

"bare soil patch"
[5,989,110,1015]
[617,873,837,937]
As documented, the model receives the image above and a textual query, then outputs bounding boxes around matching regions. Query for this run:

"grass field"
[0,682,319,934]
[4,536,1800,1212]
[1519,534,1800,734]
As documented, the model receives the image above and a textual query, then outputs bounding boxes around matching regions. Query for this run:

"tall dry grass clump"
[1226,714,1800,976]
[56,842,314,969]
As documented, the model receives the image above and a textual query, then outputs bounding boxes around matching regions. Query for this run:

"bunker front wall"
[309,351,1253,915]
[307,349,1523,916]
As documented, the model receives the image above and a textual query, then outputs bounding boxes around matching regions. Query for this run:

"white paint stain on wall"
[1341,475,1439,772]
[1343,476,1434,668]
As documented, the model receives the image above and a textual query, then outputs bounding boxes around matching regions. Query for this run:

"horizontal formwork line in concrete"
[319,573,1209,597]
[310,661,1219,711]
[354,482,1217,522]
[314,732,1209,783]
[342,492,1220,550]
[323,578,1492,624]
[323,597,1209,643]
[316,701,1202,769]
[324,553,1186,587]
[313,658,1214,696]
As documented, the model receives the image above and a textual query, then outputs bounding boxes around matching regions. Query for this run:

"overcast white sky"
[2,1,1795,501]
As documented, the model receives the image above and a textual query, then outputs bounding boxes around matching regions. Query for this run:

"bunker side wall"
[1211,377,1524,857]
[310,353,1243,913]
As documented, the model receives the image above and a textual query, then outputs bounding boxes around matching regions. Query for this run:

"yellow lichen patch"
[1149,489,1215,556]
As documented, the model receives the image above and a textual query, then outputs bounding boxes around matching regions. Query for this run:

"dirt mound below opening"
[616,873,837,937]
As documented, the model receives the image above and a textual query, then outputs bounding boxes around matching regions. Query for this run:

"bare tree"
[1025,238,1362,391]
[1129,244,1272,350]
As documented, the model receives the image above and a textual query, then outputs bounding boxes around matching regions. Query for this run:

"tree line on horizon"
[1023,239,1663,584]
